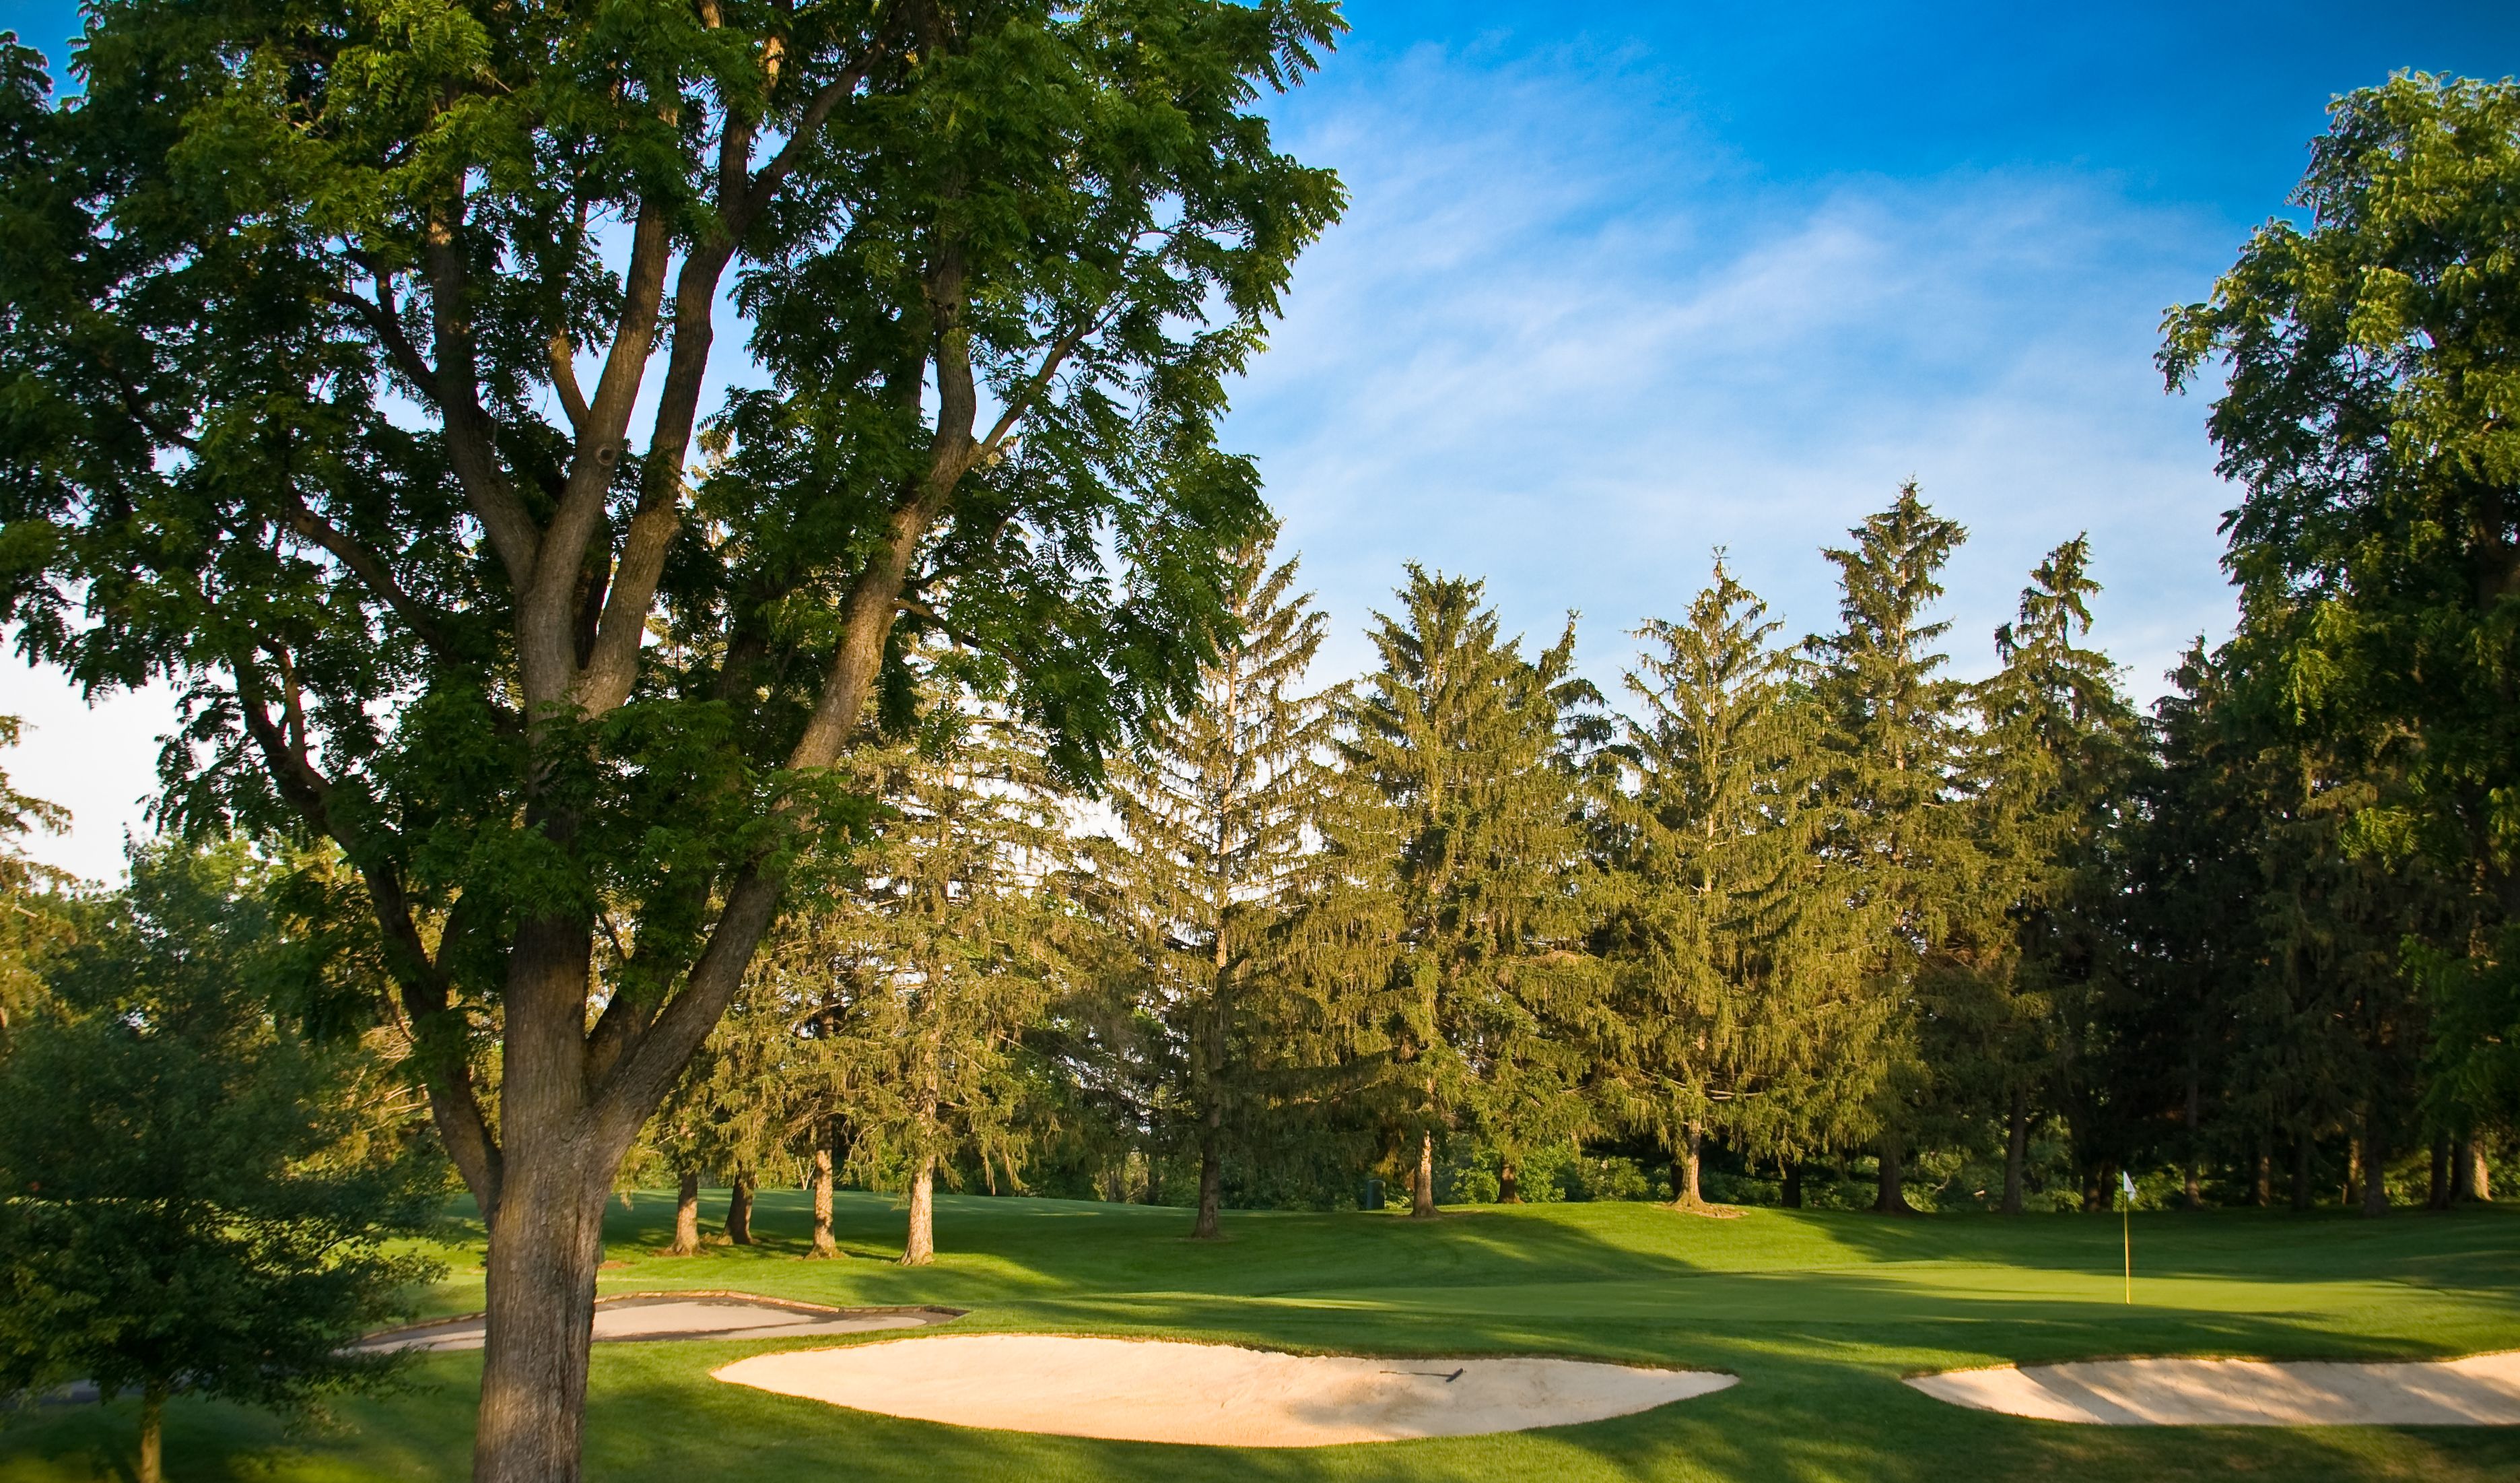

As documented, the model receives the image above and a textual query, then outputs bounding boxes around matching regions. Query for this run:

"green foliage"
[0,718,72,1036]
[1090,533,1337,1228]
[1294,568,1607,1207]
[1598,558,1880,1178]
[0,843,443,1422]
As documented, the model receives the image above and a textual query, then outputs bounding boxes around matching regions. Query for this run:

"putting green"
[6,1191,2519,1482]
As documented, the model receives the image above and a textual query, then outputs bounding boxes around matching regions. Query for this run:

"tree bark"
[2253,1131,2272,1208]
[1498,1162,1522,1204]
[1781,1161,1804,1209]
[809,1147,840,1258]
[1410,1131,1437,1218]
[901,1156,936,1265]
[2429,1129,2454,1211]
[1191,1129,1224,1239]
[2345,1136,2364,1212]
[2361,1116,2389,1218]
[2181,1070,2202,1208]
[139,1382,164,1483]
[670,1171,700,1255]
[2457,1138,2492,1201]
[1673,1124,1705,1207]
[2001,1088,2028,1215]
[2290,1129,2313,1212]
[472,1151,612,1483]
[1871,1131,1919,1216]
[725,1170,755,1245]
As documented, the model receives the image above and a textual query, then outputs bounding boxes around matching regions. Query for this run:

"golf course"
[8,1192,2518,1482]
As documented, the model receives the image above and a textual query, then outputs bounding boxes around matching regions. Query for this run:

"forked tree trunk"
[138,1382,164,1483]
[2001,1089,2028,1215]
[670,1171,701,1255]
[1871,1131,1918,1216]
[1780,1162,1804,1209]
[1411,1131,1437,1218]
[473,1146,615,1483]
[809,1148,840,1258]
[725,1170,756,1245]
[901,1156,936,1265]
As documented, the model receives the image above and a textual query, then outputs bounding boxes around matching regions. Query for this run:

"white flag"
[2120,1170,2137,1200]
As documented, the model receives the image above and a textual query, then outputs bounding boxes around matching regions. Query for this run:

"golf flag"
[2119,1171,2135,1305]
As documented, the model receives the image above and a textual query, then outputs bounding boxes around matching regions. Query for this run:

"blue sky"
[3,1,2517,878]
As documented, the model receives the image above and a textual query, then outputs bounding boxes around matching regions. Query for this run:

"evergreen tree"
[1093,537,1336,1239]
[1810,484,1981,1215]
[1601,561,1878,1208]
[1296,569,1604,1216]
[759,704,1072,1265]
[1966,539,2140,1212]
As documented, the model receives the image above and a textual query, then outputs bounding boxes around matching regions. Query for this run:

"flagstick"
[2121,1201,2132,1305]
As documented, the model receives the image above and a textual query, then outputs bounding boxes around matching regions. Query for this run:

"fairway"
[5,1192,2517,1482]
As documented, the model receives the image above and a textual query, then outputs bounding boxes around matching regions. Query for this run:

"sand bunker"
[357,1294,959,1354]
[714,1333,1732,1446]
[1909,1352,2520,1426]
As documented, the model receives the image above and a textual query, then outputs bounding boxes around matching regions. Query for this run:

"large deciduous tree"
[2160,73,2520,1155]
[0,4,1341,1476]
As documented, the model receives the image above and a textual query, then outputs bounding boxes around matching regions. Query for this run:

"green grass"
[9,1191,2520,1481]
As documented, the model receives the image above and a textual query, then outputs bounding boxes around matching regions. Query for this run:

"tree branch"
[277,492,457,656]
[422,203,543,589]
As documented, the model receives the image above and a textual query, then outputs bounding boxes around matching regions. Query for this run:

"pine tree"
[1602,560,1880,1208]
[1297,568,1605,1217]
[758,702,1071,1265]
[1094,537,1336,1239]
[1965,538,2140,1212]
[1810,484,1981,1216]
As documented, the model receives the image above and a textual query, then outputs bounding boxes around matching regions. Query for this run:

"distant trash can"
[1360,1177,1384,1211]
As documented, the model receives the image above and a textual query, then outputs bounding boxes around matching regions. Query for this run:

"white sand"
[1909,1352,2520,1426]
[713,1333,1734,1447]
[358,1294,955,1353]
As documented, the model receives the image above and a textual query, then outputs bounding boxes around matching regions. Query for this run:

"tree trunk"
[724,1170,755,1245]
[138,1382,164,1483]
[2360,1115,2388,1218]
[2080,1162,2107,1214]
[2001,1088,2028,1215]
[670,1171,701,1255]
[2182,1070,2203,1208]
[1498,1162,1522,1204]
[2458,1139,2492,1201]
[901,1156,936,1265]
[473,1152,612,1483]
[2290,1129,2313,1212]
[1871,1131,1919,1216]
[2429,1129,2454,1212]
[1192,1125,1225,1240]
[1781,1161,1804,1209]
[2252,1131,2272,1208]
[1410,1131,1437,1218]
[809,1147,840,1258]
[1673,1124,1705,1207]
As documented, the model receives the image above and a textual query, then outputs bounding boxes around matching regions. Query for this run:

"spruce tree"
[1965,538,2140,1212]
[1602,561,1879,1208]
[1810,484,1981,1215]
[1297,569,1604,1216]
[757,701,1070,1265]
[1094,537,1336,1239]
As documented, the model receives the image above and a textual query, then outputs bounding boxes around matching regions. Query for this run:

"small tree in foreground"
[0,845,442,1483]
